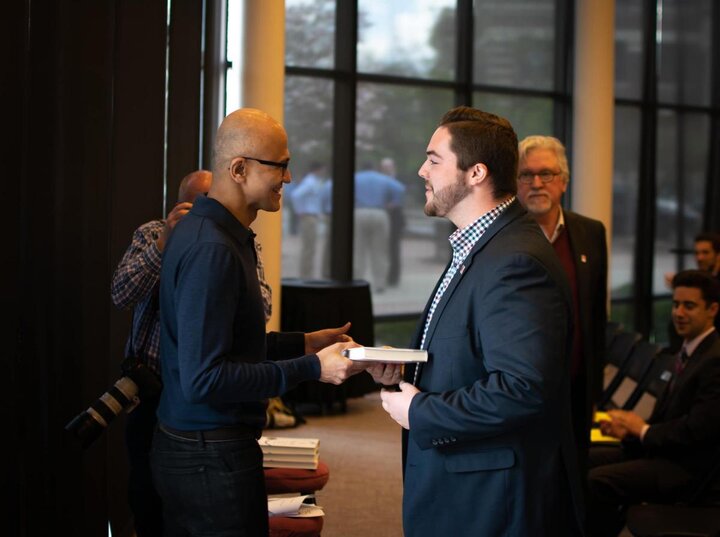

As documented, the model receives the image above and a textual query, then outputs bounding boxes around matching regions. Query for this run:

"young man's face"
[417,126,471,219]
[694,240,718,273]
[672,285,718,341]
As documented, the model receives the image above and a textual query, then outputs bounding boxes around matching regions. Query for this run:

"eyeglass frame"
[517,169,563,184]
[231,155,290,171]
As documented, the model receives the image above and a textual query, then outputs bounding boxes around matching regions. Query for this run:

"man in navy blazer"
[376,107,584,536]
[587,270,720,537]
[516,135,608,472]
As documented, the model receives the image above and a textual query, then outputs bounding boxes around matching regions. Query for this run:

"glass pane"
[473,93,553,140]
[657,0,713,106]
[651,296,673,346]
[473,0,556,90]
[610,300,634,332]
[355,83,454,314]
[612,105,641,299]
[614,0,644,100]
[225,0,244,114]
[285,0,336,69]
[357,0,456,80]
[282,76,334,280]
[654,110,709,294]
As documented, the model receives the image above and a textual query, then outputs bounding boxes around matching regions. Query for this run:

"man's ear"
[229,157,246,183]
[709,301,719,319]
[469,163,488,186]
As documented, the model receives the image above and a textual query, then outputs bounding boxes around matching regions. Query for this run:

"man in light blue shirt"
[354,162,405,292]
[290,162,327,278]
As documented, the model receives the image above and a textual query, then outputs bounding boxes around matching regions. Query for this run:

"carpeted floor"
[270,392,636,537]
[272,391,404,537]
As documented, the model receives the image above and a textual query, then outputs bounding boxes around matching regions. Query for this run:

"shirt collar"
[190,195,255,245]
[683,327,716,357]
[448,196,515,262]
[547,208,565,243]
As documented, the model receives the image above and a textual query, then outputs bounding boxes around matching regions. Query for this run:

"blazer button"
[450,436,457,442]
[432,439,438,446]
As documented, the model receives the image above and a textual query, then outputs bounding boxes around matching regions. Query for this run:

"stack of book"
[259,436,320,470]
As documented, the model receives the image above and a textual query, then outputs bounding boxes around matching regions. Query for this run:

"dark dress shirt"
[157,195,320,431]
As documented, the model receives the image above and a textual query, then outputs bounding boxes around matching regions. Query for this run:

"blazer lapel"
[410,259,451,349]
[651,331,719,421]
[564,211,591,306]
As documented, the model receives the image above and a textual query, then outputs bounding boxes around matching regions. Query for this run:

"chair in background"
[626,454,720,537]
[600,340,660,411]
[599,330,643,407]
[621,351,675,420]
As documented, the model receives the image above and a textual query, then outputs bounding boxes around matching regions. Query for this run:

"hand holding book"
[342,346,427,387]
[366,362,404,387]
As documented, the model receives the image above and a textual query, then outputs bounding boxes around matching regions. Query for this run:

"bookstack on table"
[262,436,328,537]
[260,436,320,470]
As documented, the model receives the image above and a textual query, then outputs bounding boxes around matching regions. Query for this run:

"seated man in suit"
[587,269,720,537]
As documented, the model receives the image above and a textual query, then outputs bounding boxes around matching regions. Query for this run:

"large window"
[280,0,573,326]
[225,1,720,342]
[613,0,718,342]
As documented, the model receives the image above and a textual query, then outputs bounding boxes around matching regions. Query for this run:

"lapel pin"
[460,264,466,274]
[580,254,587,263]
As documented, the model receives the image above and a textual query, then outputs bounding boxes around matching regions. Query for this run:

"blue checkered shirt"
[111,219,272,376]
[414,196,515,384]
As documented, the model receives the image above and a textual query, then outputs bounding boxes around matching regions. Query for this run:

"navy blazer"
[402,200,584,536]
[644,331,720,477]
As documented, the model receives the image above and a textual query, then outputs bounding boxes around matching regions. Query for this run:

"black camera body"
[65,357,162,449]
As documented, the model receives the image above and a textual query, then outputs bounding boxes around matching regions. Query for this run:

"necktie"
[669,349,689,394]
[675,349,689,376]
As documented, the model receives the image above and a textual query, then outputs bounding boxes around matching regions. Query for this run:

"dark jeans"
[126,394,163,537]
[150,427,268,537]
[587,445,692,537]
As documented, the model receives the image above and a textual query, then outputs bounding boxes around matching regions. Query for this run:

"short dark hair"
[694,232,720,253]
[672,269,720,305]
[439,106,518,199]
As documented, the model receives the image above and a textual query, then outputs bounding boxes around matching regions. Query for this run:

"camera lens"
[65,376,139,448]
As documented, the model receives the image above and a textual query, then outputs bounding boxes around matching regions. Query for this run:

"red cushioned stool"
[266,461,329,537]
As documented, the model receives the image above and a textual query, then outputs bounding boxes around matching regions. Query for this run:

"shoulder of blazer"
[462,199,533,260]
[564,210,606,238]
[690,331,720,365]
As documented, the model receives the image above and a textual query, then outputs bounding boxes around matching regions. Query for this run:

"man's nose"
[418,162,428,179]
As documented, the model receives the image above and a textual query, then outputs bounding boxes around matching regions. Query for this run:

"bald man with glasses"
[151,108,367,536]
[517,135,608,477]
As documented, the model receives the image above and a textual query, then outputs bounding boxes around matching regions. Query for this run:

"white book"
[342,346,428,363]
[259,436,319,454]
[263,453,319,463]
[263,458,319,470]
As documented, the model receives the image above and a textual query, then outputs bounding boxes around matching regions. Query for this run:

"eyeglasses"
[236,156,290,171]
[517,170,562,184]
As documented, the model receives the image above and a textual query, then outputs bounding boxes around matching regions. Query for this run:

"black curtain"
[6,1,223,535]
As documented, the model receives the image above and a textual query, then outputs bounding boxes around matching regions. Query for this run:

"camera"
[65,357,162,448]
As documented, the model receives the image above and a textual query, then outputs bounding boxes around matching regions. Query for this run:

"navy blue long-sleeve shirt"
[157,195,320,430]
